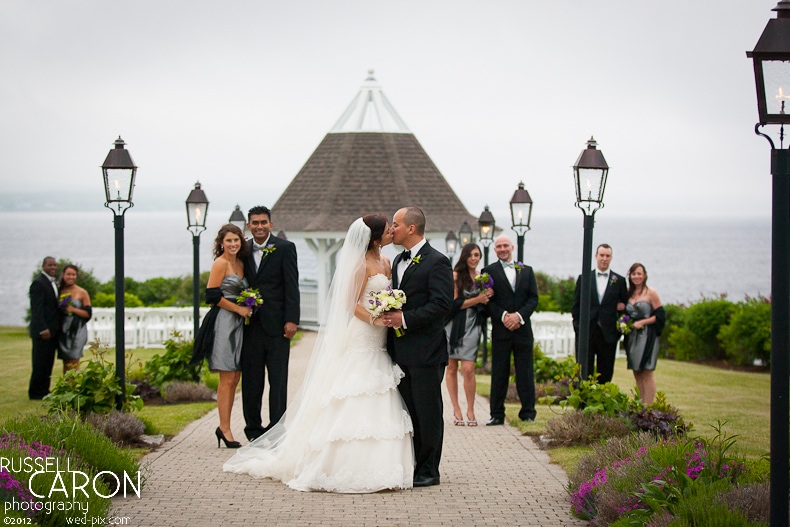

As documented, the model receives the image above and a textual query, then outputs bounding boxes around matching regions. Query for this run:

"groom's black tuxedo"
[571,270,628,383]
[28,272,60,399]
[388,241,453,482]
[481,261,539,421]
[241,234,300,440]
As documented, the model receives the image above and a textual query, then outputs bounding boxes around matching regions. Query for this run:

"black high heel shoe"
[215,427,241,449]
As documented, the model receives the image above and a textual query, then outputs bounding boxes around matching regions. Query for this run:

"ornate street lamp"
[477,205,496,267]
[228,204,246,232]
[445,230,458,258]
[101,136,137,410]
[572,137,609,382]
[747,3,790,522]
[459,220,473,246]
[186,182,209,340]
[509,181,533,263]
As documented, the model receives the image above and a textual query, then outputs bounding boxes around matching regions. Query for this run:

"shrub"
[92,291,144,308]
[1,412,142,488]
[130,378,161,401]
[84,410,146,445]
[719,483,770,525]
[143,332,201,388]
[534,354,577,384]
[627,392,689,439]
[568,423,757,526]
[43,340,143,414]
[545,411,631,447]
[535,272,575,313]
[562,380,631,417]
[718,297,771,367]
[162,381,216,403]
[658,303,684,359]
[667,296,734,361]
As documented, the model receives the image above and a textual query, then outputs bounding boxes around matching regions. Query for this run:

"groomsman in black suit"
[241,206,300,441]
[28,256,60,400]
[384,207,453,488]
[481,235,540,425]
[572,243,628,383]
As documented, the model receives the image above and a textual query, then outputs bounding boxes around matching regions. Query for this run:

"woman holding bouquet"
[445,243,492,426]
[193,224,252,448]
[57,264,92,372]
[225,214,415,493]
[624,263,665,405]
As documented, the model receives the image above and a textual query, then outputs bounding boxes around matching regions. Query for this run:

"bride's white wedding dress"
[224,273,415,493]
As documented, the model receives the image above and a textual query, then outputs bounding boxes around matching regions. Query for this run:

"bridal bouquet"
[617,314,634,335]
[367,286,407,337]
[474,273,494,292]
[236,288,264,325]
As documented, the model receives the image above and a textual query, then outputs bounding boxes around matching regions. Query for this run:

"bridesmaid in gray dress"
[624,263,665,406]
[57,264,92,373]
[200,224,253,448]
[445,243,492,426]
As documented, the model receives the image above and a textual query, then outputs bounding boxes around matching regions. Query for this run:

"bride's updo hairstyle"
[213,224,249,259]
[363,214,387,250]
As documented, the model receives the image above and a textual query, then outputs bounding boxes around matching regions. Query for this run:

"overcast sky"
[0,0,780,221]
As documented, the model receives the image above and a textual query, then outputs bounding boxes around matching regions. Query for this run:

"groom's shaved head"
[402,207,425,235]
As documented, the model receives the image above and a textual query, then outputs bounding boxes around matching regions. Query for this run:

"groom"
[384,207,453,488]
[241,205,300,441]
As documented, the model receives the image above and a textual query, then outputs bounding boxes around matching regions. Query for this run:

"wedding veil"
[223,218,371,481]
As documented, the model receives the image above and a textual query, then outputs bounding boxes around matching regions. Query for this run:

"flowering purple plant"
[236,288,264,325]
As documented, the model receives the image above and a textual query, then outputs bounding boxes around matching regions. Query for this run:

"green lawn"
[477,355,770,470]
[2,326,770,471]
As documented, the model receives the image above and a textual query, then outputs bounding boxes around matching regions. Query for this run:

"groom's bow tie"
[252,244,264,252]
[501,260,514,269]
[597,271,608,277]
[401,249,411,261]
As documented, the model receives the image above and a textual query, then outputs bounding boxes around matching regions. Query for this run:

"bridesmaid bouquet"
[367,286,407,337]
[474,273,494,293]
[58,293,73,315]
[617,314,634,335]
[236,288,264,325]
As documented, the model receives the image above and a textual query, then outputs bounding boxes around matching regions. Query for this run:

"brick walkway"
[110,331,585,526]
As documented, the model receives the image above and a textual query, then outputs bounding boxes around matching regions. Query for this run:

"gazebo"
[272,70,476,320]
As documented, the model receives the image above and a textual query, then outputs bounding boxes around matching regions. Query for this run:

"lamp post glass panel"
[477,205,495,267]
[186,182,209,340]
[459,221,473,247]
[101,137,137,410]
[509,182,533,263]
[445,230,458,259]
[748,2,790,522]
[229,204,246,233]
[572,137,608,382]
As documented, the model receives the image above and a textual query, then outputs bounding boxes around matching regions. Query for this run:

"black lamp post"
[445,230,458,259]
[101,136,137,410]
[572,137,609,381]
[186,182,209,340]
[509,182,533,263]
[477,205,495,267]
[747,3,790,522]
[459,221,473,247]
[477,205,496,370]
[229,204,246,232]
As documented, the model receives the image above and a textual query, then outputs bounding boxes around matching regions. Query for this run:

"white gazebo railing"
[88,290,619,358]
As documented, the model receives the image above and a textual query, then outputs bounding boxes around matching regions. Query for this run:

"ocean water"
[0,211,770,326]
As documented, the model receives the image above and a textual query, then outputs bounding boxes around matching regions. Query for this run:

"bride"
[223,214,415,493]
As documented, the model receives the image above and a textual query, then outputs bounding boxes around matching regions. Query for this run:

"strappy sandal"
[453,415,466,426]
[466,415,478,427]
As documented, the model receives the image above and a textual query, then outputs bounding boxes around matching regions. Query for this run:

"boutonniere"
[261,244,277,256]
[411,255,422,265]
[609,274,618,284]
[514,261,524,273]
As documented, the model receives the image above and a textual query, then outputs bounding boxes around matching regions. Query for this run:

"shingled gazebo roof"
[272,71,475,238]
